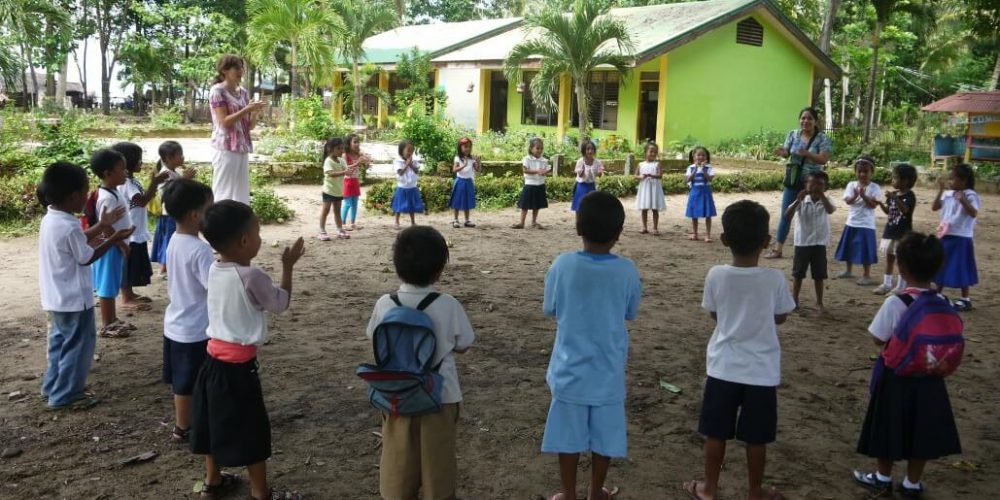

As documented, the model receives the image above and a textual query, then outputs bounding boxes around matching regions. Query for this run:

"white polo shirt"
[793,195,834,247]
[453,156,476,180]
[939,189,980,238]
[96,186,132,232]
[118,177,149,243]
[38,207,96,312]
[842,181,882,229]
[163,234,216,343]
[393,158,421,189]
[522,155,550,186]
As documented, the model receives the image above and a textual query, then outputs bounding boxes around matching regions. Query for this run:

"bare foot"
[764,249,782,259]
[640,229,649,234]
[682,480,713,500]
[652,229,661,235]
[703,236,713,242]
[688,234,699,241]
[750,486,785,500]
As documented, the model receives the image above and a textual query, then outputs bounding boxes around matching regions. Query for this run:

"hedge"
[364,167,891,214]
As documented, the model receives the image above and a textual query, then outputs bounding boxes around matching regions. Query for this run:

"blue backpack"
[356,293,444,417]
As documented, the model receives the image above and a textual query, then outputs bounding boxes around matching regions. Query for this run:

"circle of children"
[35,122,977,500]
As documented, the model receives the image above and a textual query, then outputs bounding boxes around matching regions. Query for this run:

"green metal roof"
[361,18,522,65]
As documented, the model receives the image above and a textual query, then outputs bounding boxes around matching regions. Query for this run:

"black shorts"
[190,356,271,467]
[123,242,153,287]
[792,245,828,280]
[162,337,208,396]
[698,376,777,444]
[322,192,343,202]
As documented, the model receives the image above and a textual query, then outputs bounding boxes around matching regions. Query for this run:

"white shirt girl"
[574,158,604,183]
[842,181,883,229]
[393,157,422,189]
[939,189,980,238]
[453,156,477,180]
[522,155,550,186]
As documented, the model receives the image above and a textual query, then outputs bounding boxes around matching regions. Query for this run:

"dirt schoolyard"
[0,185,997,499]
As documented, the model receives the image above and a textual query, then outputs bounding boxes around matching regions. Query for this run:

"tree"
[393,48,446,111]
[94,0,129,114]
[504,0,633,142]
[964,0,1000,89]
[329,0,397,127]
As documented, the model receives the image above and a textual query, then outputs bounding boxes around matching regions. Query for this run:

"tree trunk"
[812,0,841,104]
[290,42,298,98]
[56,54,69,109]
[352,61,363,127]
[101,51,111,115]
[876,77,885,126]
[841,63,848,126]
[862,20,882,144]
[575,81,588,143]
[25,48,40,108]
[823,78,833,131]
[990,50,1000,91]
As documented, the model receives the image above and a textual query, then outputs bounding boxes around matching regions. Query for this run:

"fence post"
[553,154,562,176]
[625,153,634,176]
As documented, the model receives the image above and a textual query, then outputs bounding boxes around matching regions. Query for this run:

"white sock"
[903,476,921,489]
[883,274,893,287]
[876,471,892,482]
[895,276,907,290]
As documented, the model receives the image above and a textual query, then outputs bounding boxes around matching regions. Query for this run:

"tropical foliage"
[329,0,398,126]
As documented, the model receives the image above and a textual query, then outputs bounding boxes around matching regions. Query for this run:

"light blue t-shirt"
[543,251,642,406]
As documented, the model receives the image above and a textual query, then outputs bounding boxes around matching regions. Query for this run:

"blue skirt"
[448,177,476,211]
[391,187,425,214]
[834,225,878,265]
[151,216,176,264]
[92,245,124,299]
[685,185,717,218]
[570,182,596,211]
[936,235,978,288]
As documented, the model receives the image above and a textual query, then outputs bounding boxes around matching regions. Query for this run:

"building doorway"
[488,71,508,132]
[638,81,659,144]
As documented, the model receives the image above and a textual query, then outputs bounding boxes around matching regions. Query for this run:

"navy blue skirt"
[151,216,176,264]
[449,177,476,211]
[834,225,878,265]
[685,184,717,218]
[936,235,978,288]
[391,187,425,214]
[570,182,596,211]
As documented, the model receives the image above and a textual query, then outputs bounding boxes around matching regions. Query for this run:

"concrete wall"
[438,68,482,130]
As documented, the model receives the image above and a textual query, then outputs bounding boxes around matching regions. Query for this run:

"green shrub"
[399,104,459,168]
[0,173,45,223]
[34,112,101,167]
[250,187,294,224]
[289,95,351,141]
[150,106,184,129]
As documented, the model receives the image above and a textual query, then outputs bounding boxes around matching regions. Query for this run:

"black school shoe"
[899,480,924,498]
[853,470,893,497]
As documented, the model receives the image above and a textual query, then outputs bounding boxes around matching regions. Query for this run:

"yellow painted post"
[377,71,389,129]
[655,55,668,146]
[557,73,572,141]
[331,72,343,121]
[477,70,491,135]
[964,116,972,163]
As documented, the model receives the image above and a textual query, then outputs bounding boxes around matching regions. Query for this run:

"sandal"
[120,301,152,312]
[652,229,661,235]
[317,231,331,241]
[464,221,476,228]
[763,249,783,259]
[336,231,350,240]
[99,324,131,338]
[47,394,100,411]
[510,223,524,229]
[682,480,708,500]
[703,237,713,243]
[197,471,241,499]
[590,486,619,499]
[133,295,152,303]
[640,229,649,234]
[531,223,544,229]
[393,224,402,231]
[452,220,461,228]
[952,298,973,312]
[171,426,190,443]
[688,234,699,241]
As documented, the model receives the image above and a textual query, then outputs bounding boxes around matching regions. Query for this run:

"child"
[783,171,836,315]
[391,139,425,229]
[874,163,917,295]
[571,140,604,212]
[365,226,475,500]
[834,156,882,285]
[542,191,642,500]
[853,232,962,498]
[449,137,481,228]
[341,133,369,231]
[37,161,134,409]
[318,137,349,241]
[685,200,796,500]
[932,163,980,311]
[90,148,136,338]
[685,147,717,242]
[112,142,169,310]
[191,201,305,500]
[151,140,193,276]
[635,142,666,235]
[512,137,551,229]
[161,179,214,446]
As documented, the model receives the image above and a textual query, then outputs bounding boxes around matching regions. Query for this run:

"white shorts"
[879,238,899,256]
[212,149,251,205]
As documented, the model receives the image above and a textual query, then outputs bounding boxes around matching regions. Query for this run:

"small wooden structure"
[922,92,1000,166]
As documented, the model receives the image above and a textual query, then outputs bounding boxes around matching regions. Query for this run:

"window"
[736,18,764,47]
[521,72,559,126]
[571,72,620,131]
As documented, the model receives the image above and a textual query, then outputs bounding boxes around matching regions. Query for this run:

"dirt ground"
[0,184,997,500]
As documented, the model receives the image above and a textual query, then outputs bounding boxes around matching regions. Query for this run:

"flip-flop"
[764,486,785,499]
[589,486,619,499]
[510,223,525,229]
[640,229,650,234]
[688,234,699,240]
[133,295,152,303]
[121,302,152,312]
[683,480,708,500]
[764,250,782,259]
[548,494,564,500]
[704,237,713,243]
[652,230,661,235]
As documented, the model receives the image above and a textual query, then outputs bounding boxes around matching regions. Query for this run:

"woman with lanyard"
[209,54,267,205]
[765,107,832,259]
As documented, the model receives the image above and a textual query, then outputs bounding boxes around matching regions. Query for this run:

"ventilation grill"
[736,18,764,46]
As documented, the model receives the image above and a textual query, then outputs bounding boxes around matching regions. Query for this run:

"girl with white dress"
[635,142,666,235]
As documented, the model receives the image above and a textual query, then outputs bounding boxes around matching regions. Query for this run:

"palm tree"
[504,0,634,142]
[330,0,397,127]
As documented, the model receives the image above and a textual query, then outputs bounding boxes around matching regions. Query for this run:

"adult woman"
[765,107,832,259]
[209,54,266,204]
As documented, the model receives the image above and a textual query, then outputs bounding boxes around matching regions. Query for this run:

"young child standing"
[685,147,717,242]
[318,137,349,241]
[635,142,666,235]
[783,171,836,315]
[191,201,305,500]
[38,161,133,409]
[874,163,918,295]
[834,156,882,285]
[341,133,369,231]
[90,149,136,338]
[365,226,475,500]
[685,200,796,500]
[932,163,980,311]
[542,191,642,500]
[571,140,604,212]
[449,137,481,228]
[151,141,193,276]
[853,232,962,498]
[512,137,551,229]
[391,139,425,229]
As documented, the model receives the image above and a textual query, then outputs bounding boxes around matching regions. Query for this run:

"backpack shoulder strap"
[416,292,440,311]
[896,293,915,307]
[389,293,402,307]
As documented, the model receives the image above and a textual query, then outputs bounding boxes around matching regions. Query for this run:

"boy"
[37,161,133,409]
[542,191,642,500]
[191,201,305,500]
[685,200,796,500]
[90,148,136,338]
[783,171,835,315]
[160,179,214,445]
[365,226,475,500]
[873,163,917,295]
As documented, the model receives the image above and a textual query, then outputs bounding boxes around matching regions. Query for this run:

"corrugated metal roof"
[922,92,1000,114]
[361,17,522,64]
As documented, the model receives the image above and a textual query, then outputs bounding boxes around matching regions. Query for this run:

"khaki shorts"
[880,238,899,256]
[380,403,460,500]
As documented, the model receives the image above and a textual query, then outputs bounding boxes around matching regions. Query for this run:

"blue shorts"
[163,337,208,396]
[92,246,124,299]
[541,398,627,458]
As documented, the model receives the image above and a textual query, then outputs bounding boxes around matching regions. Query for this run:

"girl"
[318,138,349,241]
[512,137,550,229]
[634,142,665,235]
[835,156,882,285]
[449,137,480,228]
[571,140,604,212]
[685,146,717,242]
[391,139,424,229]
[932,164,979,311]
[341,133,369,231]
[151,141,193,276]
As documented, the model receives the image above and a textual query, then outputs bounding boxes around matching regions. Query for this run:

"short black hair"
[854,154,876,173]
[688,146,711,163]
[576,191,625,244]
[721,200,770,256]
[893,163,917,189]
[398,139,415,158]
[36,161,89,207]
[896,232,944,282]
[393,226,449,287]
[953,163,975,190]
[202,200,254,252]
[90,148,125,179]
[808,170,829,186]
[111,142,143,171]
[644,141,659,155]
[528,137,544,153]
[163,179,213,222]
[580,139,597,155]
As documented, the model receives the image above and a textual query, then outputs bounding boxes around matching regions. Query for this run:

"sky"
[65,35,131,100]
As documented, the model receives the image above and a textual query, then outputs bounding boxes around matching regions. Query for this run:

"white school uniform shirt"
[685,164,714,186]
[868,288,944,342]
[938,189,980,238]
[522,155,550,186]
[38,207,96,312]
[163,234,216,343]
[118,177,149,243]
[701,265,796,387]
[454,156,476,180]
[96,186,132,232]
[393,157,421,188]
[206,262,290,346]
[366,284,476,404]
[574,158,603,183]
[842,181,882,229]
[793,194,834,247]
